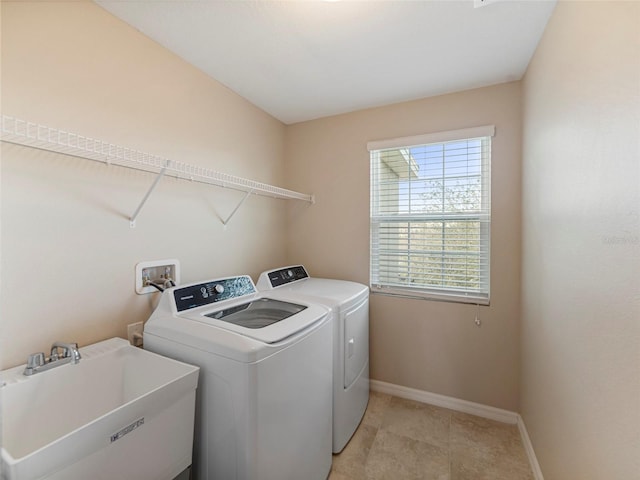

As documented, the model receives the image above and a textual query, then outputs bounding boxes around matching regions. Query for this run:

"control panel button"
[214,284,225,294]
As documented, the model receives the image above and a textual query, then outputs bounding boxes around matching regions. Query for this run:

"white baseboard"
[517,415,544,480]
[370,379,519,424]
[369,380,544,480]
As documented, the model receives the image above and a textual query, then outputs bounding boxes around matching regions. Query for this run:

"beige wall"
[521,2,640,479]
[0,2,291,369]
[285,82,522,410]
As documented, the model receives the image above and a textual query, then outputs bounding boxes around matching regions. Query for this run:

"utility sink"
[1,337,199,480]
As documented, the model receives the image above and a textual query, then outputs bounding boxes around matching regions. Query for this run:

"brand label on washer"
[110,418,144,443]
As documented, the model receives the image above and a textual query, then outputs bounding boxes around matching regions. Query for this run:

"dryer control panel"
[174,275,256,312]
[264,265,309,288]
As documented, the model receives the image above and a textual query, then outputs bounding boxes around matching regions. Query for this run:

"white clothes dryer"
[257,266,369,453]
[144,275,332,480]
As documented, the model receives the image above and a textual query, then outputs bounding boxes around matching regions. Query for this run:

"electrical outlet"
[127,322,144,347]
[135,259,180,294]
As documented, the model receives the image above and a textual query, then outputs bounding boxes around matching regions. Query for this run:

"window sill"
[370,285,490,306]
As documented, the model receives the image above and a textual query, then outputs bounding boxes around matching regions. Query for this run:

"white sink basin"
[1,337,199,480]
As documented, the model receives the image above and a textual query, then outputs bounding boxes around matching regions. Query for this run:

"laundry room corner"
[284,83,523,412]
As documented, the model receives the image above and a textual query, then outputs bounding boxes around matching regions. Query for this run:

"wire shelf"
[0,115,314,203]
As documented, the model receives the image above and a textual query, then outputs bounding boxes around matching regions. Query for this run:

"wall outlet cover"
[127,322,144,346]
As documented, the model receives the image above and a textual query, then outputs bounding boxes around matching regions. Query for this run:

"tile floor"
[329,392,533,480]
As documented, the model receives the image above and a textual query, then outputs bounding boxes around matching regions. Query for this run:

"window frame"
[368,125,494,305]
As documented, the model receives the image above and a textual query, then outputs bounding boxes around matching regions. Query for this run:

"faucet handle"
[27,352,46,369]
[50,345,61,361]
[23,352,46,375]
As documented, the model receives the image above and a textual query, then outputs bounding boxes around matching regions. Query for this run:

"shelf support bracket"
[222,189,254,227]
[130,166,168,228]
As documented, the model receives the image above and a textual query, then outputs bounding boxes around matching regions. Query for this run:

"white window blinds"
[368,126,493,304]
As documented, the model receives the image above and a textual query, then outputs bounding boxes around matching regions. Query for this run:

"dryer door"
[343,297,369,388]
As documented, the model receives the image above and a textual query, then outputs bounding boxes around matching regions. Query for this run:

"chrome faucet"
[23,341,82,376]
[50,342,82,364]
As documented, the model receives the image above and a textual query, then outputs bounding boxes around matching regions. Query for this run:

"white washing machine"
[143,275,333,480]
[257,265,369,453]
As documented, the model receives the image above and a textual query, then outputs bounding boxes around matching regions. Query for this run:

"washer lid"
[205,298,306,329]
[285,278,369,304]
[181,297,327,344]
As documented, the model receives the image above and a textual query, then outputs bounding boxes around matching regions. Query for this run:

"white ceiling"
[96,0,556,125]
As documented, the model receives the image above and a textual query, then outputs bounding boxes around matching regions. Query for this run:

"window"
[368,125,493,304]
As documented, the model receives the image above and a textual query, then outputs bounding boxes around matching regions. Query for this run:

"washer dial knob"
[214,284,225,294]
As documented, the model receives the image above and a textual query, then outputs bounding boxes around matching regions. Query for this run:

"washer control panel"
[265,265,309,288]
[174,275,256,312]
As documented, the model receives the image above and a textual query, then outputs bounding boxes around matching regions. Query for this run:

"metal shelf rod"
[130,166,168,228]
[222,189,254,226]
